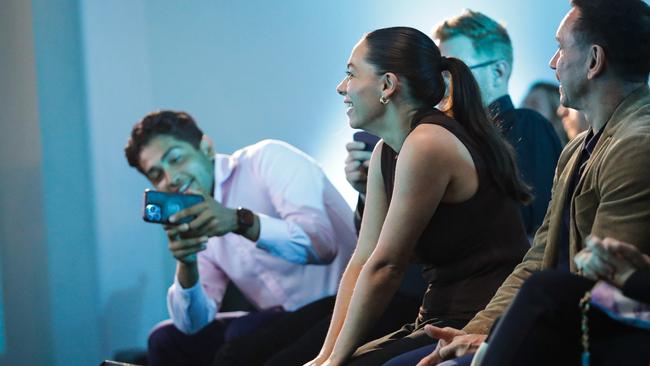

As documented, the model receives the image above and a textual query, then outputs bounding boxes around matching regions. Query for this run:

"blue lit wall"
[0,263,4,355]
[1,0,592,364]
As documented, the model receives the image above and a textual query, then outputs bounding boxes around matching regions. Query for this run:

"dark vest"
[381,110,528,322]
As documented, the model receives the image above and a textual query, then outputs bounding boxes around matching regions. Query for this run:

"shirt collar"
[601,85,650,139]
[583,124,607,157]
[214,153,237,188]
[487,94,515,122]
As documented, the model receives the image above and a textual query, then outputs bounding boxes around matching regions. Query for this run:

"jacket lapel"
[541,138,585,268]
[565,86,650,270]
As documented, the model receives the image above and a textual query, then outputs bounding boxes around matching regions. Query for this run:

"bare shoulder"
[401,124,463,165]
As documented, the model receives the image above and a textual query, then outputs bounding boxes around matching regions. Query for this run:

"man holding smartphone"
[125,110,356,366]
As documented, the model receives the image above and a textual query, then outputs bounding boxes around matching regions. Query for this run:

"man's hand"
[598,237,650,269]
[345,142,372,194]
[416,325,485,366]
[576,236,650,287]
[167,195,238,239]
[165,227,208,265]
[574,245,613,282]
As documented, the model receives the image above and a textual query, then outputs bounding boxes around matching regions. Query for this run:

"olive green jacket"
[464,85,650,335]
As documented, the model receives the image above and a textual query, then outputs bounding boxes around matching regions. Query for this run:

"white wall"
[1,0,575,364]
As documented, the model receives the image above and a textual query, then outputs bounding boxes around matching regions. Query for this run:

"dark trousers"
[148,307,285,366]
[345,317,466,366]
[213,293,422,366]
[381,344,473,366]
[149,292,423,366]
[481,270,650,366]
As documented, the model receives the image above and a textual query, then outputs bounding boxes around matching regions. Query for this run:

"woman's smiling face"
[336,39,386,130]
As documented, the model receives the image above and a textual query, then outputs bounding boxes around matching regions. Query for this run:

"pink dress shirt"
[167,140,356,333]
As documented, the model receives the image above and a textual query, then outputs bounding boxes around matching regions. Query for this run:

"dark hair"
[364,27,531,204]
[527,81,560,98]
[524,81,561,119]
[523,81,567,144]
[571,0,650,83]
[125,110,204,173]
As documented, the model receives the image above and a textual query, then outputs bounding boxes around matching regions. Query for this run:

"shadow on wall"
[0,165,53,365]
[100,274,148,357]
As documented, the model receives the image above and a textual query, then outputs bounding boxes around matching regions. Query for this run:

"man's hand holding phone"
[166,194,239,239]
[345,142,371,194]
[144,190,241,275]
[164,193,241,289]
[165,227,209,265]
[346,132,379,195]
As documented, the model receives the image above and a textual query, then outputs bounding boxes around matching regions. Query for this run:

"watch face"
[238,208,254,227]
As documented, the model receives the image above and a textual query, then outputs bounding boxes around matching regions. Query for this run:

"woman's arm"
[326,125,471,364]
[308,141,389,364]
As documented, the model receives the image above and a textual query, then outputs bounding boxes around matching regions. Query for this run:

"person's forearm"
[168,264,219,334]
[256,213,337,264]
[318,259,363,359]
[328,260,405,363]
[177,261,199,289]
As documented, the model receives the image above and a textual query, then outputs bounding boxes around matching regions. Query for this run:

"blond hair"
[433,9,513,67]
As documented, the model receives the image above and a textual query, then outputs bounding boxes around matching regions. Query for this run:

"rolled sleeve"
[251,140,338,265]
[256,213,322,264]
[167,276,218,334]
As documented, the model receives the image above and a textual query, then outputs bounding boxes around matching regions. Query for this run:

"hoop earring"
[379,96,390,105]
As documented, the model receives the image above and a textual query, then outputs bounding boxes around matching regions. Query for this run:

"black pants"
[345,317,466,366]
[148,307,286,366]
[481,270,650,366]
[212,293,422,366]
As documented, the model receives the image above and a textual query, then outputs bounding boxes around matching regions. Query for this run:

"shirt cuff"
[257,213,291,246]
[622,269,650,304]
[171,275,206,306]
[168,275,218,334]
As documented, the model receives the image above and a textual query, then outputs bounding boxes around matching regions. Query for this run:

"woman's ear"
[199,135,215,158]
[381,72,399,100]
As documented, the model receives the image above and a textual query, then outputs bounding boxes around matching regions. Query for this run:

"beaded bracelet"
[580,290,592,366]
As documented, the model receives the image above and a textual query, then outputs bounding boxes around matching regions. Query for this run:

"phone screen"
[353,131,381,152]
[142,190,204,225]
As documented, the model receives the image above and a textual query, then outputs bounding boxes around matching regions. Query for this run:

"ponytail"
[363,27,531,204]
[443,57,532,204]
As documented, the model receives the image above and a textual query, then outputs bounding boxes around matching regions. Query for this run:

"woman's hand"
[303,353,331,366]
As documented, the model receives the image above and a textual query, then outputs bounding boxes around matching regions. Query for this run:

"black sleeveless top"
[381,109,528,323]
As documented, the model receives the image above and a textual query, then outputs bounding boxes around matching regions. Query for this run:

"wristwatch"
[234,207,254,235]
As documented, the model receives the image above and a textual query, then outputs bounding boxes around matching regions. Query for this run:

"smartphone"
[353,131,381,152]
[142,189,204,225]
[100,361,140,366]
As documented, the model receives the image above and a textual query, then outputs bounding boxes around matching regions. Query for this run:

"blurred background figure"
[521,81,568,146]
[557,105,589,141]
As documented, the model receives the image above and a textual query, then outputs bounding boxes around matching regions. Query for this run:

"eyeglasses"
[467,59,500,69]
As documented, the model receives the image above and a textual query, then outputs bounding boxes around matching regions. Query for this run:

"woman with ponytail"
[305,27,530,366]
